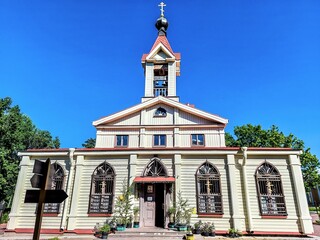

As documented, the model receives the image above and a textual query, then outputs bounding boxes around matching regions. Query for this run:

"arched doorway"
[133,157,175,228]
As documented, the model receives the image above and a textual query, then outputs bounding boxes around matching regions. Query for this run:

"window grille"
[255,162,287,216]
[196,161,222,214]
[143,158,167,176]
[44,163,64,213]
[89,161,115,213]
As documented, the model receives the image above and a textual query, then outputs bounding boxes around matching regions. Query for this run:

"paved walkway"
[1,215,320,240]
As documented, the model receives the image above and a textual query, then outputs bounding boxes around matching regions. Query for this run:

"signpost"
[24,159,68,240]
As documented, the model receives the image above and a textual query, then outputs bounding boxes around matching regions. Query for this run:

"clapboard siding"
[9,151,311,234]
[179,129,224,147]
[96,130,140,148]
[145,104,174,125]
[15,158,70,229]
[180,156,232,231]
[179,111,213,125]
[109,112,141,125]
[73,157,130,228]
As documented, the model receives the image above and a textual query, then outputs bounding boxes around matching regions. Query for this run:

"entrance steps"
[108,227,186,239]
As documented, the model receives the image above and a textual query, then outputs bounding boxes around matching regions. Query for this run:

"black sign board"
[25,189,68,203]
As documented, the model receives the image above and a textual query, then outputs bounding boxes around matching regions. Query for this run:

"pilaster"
[7,156,31,230]
[174,127,180,147]
[139,128,146,148]
[129,154,137,186]
[144,62,154,97]
[289,154,313,234]
[167,61,176,96]
[67,155,85,230]
[60,148,75,230]
[226,154,244,230]
[174,154,181,199]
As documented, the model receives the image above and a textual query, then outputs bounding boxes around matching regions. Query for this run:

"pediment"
[93,97,228,127]
[146,43,175,61]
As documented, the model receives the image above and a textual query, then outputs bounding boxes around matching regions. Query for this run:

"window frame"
[191,134,205,146]
[195,161,223,215]
[115,135,129,147]
[88,161,116,215]
[153,134,166,147]
[255,162,287,217]
[154,107,167,117]
[43,163,64,214]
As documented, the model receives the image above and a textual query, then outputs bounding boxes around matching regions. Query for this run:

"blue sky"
[1,1,319,157]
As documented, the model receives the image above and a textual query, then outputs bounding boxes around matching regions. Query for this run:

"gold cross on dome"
[158,2,166,17]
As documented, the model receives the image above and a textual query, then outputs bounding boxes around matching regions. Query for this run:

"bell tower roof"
[141,2,181,103]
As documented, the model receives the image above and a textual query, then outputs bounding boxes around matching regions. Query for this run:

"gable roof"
[93,96,228,127]
[141,35,181,62]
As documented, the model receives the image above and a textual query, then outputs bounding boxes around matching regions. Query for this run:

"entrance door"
[143,184,155,227]
[142,183,165,227]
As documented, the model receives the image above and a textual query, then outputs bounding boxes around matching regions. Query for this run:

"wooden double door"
[141,183,167,227]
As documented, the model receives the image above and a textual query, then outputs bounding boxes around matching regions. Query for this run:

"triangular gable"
[141,35,181,62]
[93,96,228,127]
[146,42,175,61]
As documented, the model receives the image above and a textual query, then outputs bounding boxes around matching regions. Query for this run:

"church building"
[7,3,313,236]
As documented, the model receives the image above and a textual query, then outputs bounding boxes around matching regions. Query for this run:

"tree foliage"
[0,97,60,204]
[82,137,96,148]
[226,124,320,191]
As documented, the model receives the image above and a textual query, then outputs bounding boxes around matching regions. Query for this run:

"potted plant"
[99,223,110,239]
[208,222,215,237]
[201,222,210,236]
[228,228,242,238]
[193,220,203,234]
[113,179,133,231]
[175,192,193,231]
[167,206,176,229]
[133,206,140,228]
[126,215,133,228]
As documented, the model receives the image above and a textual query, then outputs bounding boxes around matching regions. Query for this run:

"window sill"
[261,215,287,219]
[198,214,223,218]
[43,213,59,217]
[88,213,112,217]
[114,146,128,148]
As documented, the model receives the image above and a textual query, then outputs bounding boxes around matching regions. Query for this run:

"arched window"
[255,162,287,216]
[89,161,115,214]
[44,163,64,213]
[143,158,167,176]
[196,161,222,214]
[154,107,167,117]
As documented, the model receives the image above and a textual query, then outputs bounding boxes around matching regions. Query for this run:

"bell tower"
[141,2,181,102]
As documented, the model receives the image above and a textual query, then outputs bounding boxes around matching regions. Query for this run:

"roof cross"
[158,2,166,17]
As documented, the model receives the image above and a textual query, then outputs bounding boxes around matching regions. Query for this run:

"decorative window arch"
[89,161,115,214]
[255,162,287,216]
[196,161,222,214]
[143,158,167,177]
[154,107,167,117]
[44,163,64,213]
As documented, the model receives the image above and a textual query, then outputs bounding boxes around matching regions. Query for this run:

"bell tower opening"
[154,64,168,97]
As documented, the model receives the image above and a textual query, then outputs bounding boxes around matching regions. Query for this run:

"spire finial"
[158,2,166,17]
[155,2,168,36]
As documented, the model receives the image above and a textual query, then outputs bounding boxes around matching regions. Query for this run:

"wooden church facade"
[7,4,313,236]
